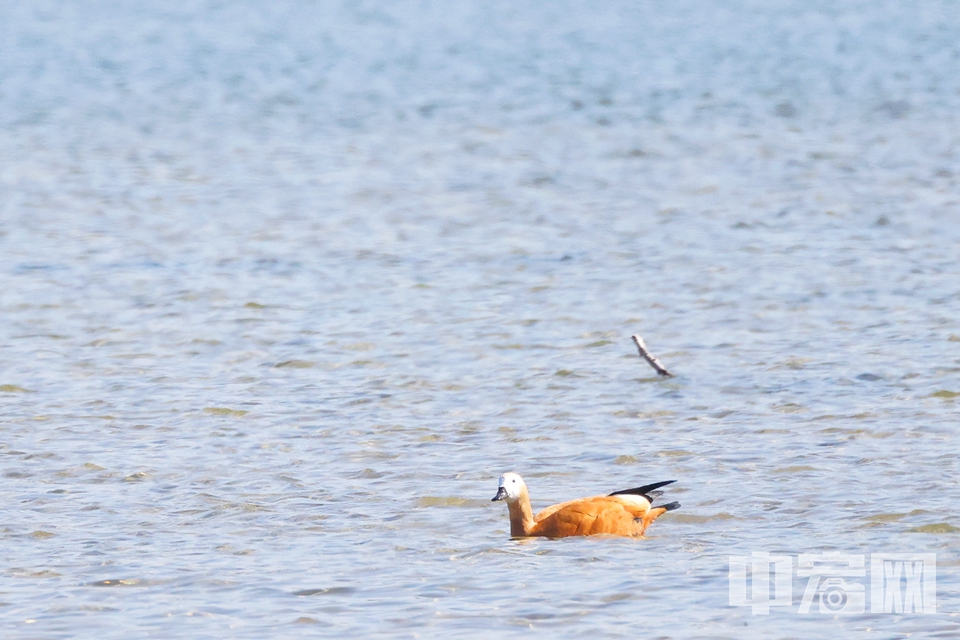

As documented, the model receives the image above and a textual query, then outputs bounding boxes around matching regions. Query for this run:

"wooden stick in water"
[631,334,673,377]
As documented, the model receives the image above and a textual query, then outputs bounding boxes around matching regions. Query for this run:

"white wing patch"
[612,494,651,508]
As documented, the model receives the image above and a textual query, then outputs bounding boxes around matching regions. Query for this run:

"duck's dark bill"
[492,486,508,501]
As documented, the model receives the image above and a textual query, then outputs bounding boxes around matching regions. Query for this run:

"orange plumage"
[492,472,680,538]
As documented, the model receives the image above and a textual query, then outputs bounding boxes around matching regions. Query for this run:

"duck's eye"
[511,479,516,483]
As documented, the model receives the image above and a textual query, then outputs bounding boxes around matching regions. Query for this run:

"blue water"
[2,1,959,637]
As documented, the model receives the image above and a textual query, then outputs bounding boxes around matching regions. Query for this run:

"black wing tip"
[609,480,677,497]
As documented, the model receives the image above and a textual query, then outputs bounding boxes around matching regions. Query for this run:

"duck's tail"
[639,500,680,534]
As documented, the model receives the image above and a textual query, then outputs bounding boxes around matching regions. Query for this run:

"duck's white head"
[491,472,527,502]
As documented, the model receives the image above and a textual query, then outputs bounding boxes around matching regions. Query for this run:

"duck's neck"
[507,490,535,537]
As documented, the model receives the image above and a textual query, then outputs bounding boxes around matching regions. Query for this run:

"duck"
[491,472,679,538]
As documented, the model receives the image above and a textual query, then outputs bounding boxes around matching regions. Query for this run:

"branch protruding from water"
[631,334,673,377]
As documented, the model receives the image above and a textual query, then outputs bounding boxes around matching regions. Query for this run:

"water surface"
[1,1,959,637]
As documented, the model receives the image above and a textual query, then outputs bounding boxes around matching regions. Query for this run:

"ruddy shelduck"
[492,472,680,538]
